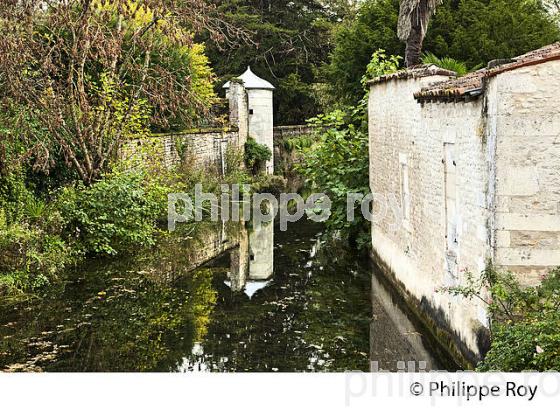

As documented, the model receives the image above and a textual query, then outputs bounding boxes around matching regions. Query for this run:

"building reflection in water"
[226,221,274,298]
[369,269,448,371]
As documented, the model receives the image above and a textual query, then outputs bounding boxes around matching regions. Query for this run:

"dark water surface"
[0,219,456,372]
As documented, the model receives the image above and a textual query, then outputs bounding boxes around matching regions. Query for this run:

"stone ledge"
[149,126,238,138]
[368,65,457,86]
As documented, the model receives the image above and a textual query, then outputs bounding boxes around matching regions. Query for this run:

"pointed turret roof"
[223,67,275,90]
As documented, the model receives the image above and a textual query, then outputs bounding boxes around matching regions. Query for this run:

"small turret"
[224,67,275,174]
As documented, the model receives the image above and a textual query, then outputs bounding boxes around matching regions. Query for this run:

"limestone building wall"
[368,47,560,365]
[368,73,491,364]
[491,59,560,284]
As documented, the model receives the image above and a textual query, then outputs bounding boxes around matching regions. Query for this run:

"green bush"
[224,146,251,186]
[296,109,370,248]
[361,49,402,89]
[0,172,35,224]
[244,138,272,175]
[57,170,163,256]
[0,223,74,295]
[480,269,560,371]
[446,268,560,371]
[251,175,288,196]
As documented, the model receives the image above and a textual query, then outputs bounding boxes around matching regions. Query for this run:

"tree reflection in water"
[1,218,452,372]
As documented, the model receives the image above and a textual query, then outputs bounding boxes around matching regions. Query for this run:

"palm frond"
[398,0,443,40]
[421,52,468,76]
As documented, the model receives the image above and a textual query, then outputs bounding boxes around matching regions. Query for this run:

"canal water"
[0,219,457,372]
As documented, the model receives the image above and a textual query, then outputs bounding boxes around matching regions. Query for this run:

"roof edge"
[414,42,560,103]
[368,65,457,86]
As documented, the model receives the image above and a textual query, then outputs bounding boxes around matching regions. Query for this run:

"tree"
[397,0,443,67]
[324,0,403,103]
[326,0,560,105]
[200,0,351,125]
[0,0,223,185]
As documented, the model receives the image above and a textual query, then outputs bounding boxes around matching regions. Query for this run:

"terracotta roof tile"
[414,42,560,102]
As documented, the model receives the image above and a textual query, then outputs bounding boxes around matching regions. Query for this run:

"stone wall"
[491,59,560,284]
[368,73,491,365]
[125,80,249,175]
[368,56,560,366]
[124,128,240,174]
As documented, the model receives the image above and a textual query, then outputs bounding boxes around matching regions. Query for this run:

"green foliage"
[361,49,402,88]
[428,0,560,68]
[201,0,351,124]
[251,175,288,195]
[92,72,151,138]
[244,138,272,175]
[326,0,560,104]
[0,223,74,296]
[0,145,251,296]
[224,146,252,186]
[175,145,252,211]
[297,50,403,247]
[296,109,370,246]
[0,172,35,224]
[283,135,315,153]
[324,0,403,103]
[0,157,76,296]
[57,170,163,256]
[147,39,217,131]
[0,103,79,194]
[421,52,469,76]
[89,0,218,132]
[0,2,218,184]
[276,73,323,124]
[445,268,560,371]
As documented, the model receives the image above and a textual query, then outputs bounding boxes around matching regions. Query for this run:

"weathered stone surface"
[247,88,274,173]
[125,130,238,173]
[510,231,559,248]
[368,55,560,365]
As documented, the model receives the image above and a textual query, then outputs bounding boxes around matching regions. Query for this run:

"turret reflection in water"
[226,221,274,297]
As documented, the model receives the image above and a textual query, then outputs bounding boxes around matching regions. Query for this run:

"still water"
[0,219,457,372]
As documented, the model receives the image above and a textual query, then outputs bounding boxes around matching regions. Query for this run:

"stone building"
[224,67,275,174]
[126,68,275,175]
[368,43,560,364]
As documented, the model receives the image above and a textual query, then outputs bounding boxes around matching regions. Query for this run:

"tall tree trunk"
[404,23,423,67]
[398,0,442,67]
